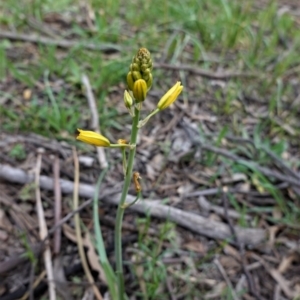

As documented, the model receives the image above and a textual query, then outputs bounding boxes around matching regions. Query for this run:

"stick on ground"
[0,164,266,245]
[81,74,108,169]
[35,150,56,300]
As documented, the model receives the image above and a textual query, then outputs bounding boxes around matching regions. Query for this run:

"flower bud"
[136,48,151,65]
[141,64,148,72]
[157,82,183,110]
[127,72,134,91]
[132,71,142,81]
[145,73,153,90]
[130,63,140,72]
[77,129,110,147]
[132,79,147,103]
[124,90,133,108]
[127,48,153,93]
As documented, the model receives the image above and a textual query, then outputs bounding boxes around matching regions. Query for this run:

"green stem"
[122,191,141,208]
[115,106,140,299]
[94,170,118,300]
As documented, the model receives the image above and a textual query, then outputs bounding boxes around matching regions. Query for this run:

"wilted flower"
[117,139,128,146]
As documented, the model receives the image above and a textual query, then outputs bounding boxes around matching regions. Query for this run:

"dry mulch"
[1,1,300,299]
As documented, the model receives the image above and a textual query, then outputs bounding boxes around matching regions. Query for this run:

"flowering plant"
[77,48,183,300]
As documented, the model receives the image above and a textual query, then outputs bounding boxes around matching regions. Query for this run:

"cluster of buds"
[126,48,153,103]
[77,47,183,199]
[78,47,184,146]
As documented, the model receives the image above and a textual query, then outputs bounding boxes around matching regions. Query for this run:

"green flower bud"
[136,48,151,63]
[145,73,153,90]
[127,72,134,91]
[133,57,139,64]
[130,63,140,72]
[141,64,148,72]
[132,71,142,81]
[127,48,153,95]
[143,69,150,81]
[124,90,133,108]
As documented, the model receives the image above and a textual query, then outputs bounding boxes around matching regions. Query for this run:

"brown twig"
[29,264,35,300]
[72,147,103,300]
[185,183,289,199]
[0,30,121,52]
[52,155,62,255]
[222,189,260,300]
[250,253,297,299]
[0,262,84,300]
[197,195,251,221]
[214,257,239,300]
[0,164,266,245]
[0,245,42,275]
[166,278,177,300]
[203,132,300,181]
[0,133,70,158]
[81,74,108,169]
[0,192,118,277]
[52,156,73,299]
[182,120,300,189]
[155,62,258,79]
[260,145,300,180]
[19,270,46,300]
[35,150,56,300]
[26,17,58,38]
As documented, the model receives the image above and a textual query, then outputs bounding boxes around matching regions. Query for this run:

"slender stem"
[114,106,140,299]
[122,191,141,208]
[121,148,127,176]
[94,170,118,300]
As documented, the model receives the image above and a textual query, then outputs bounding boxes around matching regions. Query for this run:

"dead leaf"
[63,224,88,247]
[278,253,298,274]
[184,241,206,254]
[269,268,297,299]
[0,209,13,232]
[84,232,107,284]
[219,255,241,271]
[54,256,73,300]
[0,230,8,241]
[132,253,147,298]
[223,244,241,261]
[268,226,280,246]
[204,282,226,299]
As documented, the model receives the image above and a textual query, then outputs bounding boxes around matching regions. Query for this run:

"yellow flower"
[157,82,183,110]
[132,79,147,103]
[76,129,110,147]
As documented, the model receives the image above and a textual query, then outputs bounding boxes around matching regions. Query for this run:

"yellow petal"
[157,82,183,110]
[76,129,110,147]
[132,79,147,103]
